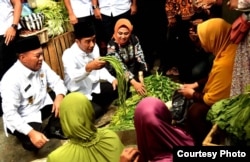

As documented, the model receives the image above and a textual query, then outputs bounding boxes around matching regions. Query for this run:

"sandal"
[166,67,180,76]
[171,67,179,76]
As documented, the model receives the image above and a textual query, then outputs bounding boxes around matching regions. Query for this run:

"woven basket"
[202,124,229,146]
[20,28,49,44]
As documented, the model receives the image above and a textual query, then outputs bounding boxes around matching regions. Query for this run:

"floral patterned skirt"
[230,30,250,96]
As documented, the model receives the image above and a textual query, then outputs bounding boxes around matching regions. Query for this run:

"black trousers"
[7,105,61,151]
[91,81,118,119]
[0,33,19,117]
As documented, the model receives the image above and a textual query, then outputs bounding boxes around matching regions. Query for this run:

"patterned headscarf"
[113,18,133,45]
[197,18,238,106]
[47,92,124,162]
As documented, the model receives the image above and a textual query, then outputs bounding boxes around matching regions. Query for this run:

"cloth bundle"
[230,13,250,44]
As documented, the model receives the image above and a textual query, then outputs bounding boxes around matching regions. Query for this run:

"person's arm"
[62,48,93,82]
[4,0,22,45]
[238,0,250,9]
[92,0,102,19]
[63,0,78,24]
[43,62,67,117]
[130,0,137,15]
[133,35,148,72]
[165,0,177,27]
[11,0,22,26]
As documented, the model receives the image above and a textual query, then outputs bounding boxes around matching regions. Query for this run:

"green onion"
[100,56,128,109]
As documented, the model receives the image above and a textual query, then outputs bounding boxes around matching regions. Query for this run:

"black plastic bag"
[170,90,193,124]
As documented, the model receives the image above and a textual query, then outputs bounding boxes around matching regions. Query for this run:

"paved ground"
[0,105,136,162]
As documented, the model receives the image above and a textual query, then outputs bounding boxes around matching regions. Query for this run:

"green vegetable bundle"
[34,0,68,37]
[207,92,250,145]
[109,73,181,131]
[100,56,128,108]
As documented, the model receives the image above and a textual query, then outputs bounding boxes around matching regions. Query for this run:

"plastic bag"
[170,90,193,124]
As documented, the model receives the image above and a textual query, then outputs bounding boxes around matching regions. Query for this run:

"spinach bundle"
[207,92,250,145]
[109,73,181,131]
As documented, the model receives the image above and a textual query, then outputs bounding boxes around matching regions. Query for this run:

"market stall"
[20,0,73,79]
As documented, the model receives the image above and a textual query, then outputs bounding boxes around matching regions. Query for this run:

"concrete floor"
[0,116,66,162]
[0,105,136,162]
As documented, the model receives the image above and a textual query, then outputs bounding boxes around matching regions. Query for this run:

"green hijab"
[47,92,124,162]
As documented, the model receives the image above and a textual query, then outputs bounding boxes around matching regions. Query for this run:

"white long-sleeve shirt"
[97,0,131,17]
[62,43,116,100]
[1,60,67,136]
[0,0,21,35]
[66,0,93,18]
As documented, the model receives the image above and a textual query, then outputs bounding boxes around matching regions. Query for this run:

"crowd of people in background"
[0,0,250,161]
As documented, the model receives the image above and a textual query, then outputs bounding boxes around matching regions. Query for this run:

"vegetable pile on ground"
[108,73,181,131]
[207,87,250,145]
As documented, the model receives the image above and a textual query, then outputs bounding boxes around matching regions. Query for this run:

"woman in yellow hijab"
[47,92,124,162]
[178,18,238,145]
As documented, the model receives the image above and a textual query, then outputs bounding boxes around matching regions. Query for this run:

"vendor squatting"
[177,150,246,159]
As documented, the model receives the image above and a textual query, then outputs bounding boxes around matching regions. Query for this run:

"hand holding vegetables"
[112,79,118,91]
[85,59,106,72]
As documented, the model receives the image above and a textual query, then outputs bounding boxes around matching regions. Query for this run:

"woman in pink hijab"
[134,97,194,162]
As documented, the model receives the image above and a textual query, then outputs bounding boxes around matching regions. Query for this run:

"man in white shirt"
[62,21,118,118]
[1,36,68,151]
[91,0,137,55]
[64,0,94,24]
[0,0,22,116]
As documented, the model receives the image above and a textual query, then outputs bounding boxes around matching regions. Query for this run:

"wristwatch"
[11,24,18,30]
[92,5,99,9]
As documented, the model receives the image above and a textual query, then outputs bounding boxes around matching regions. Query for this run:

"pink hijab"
[134,97,194,162]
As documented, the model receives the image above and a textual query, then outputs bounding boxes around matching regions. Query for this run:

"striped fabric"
[20,13,45,31]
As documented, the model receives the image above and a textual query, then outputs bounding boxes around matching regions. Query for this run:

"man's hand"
[86,59,106,72]
[4,27,16,45]
[120,147,140,162]
[28,129,49,149]
[52,94,64,117]
[93,8,102,20]
[112,79,118,90]
[69,13,78,24]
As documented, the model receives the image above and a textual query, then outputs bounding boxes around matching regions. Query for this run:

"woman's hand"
[178,87,195,99]
[120,147,140,162]
[131,79,146,96]
[181,82,199,89]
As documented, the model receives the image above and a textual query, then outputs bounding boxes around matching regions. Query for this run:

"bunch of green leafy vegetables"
[109,73,181,131]
[34,0,69,37]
